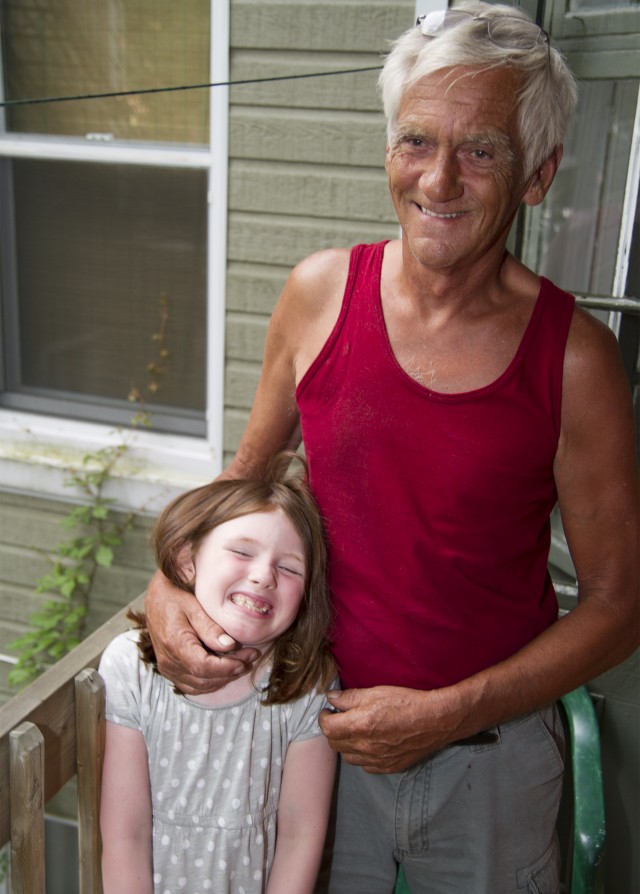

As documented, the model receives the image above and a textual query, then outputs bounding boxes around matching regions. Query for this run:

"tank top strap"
[529,277,576,437]
[296,241,388,401]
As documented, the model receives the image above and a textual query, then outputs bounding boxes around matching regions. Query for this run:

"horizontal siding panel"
[0,620,24,656]
[224,408,252,454]
[226,313,269,363]
[0,544,50,588]
[226,262,290,314]
[0,543,151,604]
[230,50,383,111]
[230,106,387,167]
[0,505,67,553]
[228,212,397,267]
[85,586,148,630]
[225,360,262,409]
[231,1,414,53]
[229,160,396,223]
[0,663,15,708]
[0,582,49,625]
[0,502,154,568]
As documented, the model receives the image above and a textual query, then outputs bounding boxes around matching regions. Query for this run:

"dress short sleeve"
[285,676,340,743]
[99,630,147,731]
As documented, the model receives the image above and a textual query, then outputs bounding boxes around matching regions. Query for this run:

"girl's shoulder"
[100,628,142,663]
[99,629,150,688]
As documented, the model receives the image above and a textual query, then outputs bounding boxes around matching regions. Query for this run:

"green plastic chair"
[394,685,605,894]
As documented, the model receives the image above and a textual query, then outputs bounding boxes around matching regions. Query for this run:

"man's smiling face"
[385,65,535,275]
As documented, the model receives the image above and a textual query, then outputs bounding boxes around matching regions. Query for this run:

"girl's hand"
[144,570,260,694]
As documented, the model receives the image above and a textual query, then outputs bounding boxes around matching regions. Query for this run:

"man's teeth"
[231,594,271,614]
[420,206,462,219]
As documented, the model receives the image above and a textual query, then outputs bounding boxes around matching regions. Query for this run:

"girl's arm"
[100,720,153,894]
[266,734,336,894]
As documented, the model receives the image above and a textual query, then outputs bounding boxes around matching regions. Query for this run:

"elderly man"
[145,3,639,892]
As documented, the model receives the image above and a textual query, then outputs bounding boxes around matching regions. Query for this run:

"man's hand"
[319,685,466,774]
[144,571,259,695]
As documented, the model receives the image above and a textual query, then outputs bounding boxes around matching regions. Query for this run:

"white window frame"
[0,1,229,513]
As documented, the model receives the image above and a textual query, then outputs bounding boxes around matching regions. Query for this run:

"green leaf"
[8,666,39,688]
[95,545,114,567]
[59,578,77,598]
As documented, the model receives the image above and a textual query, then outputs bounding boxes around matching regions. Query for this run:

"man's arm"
[266,735,337,894]
[100,722,153,894]
[145,248,350,693]
[320,308,639,772]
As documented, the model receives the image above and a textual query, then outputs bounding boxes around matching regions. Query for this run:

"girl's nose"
[248,560,276,589]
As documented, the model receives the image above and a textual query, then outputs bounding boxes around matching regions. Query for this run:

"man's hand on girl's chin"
[144,572,259,694]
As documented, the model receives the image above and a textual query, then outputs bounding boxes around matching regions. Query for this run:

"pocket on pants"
[516,836,560,894]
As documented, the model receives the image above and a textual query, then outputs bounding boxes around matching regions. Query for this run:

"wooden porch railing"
[0,595,143,894]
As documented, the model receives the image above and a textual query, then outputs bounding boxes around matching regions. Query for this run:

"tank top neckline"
[370,240,550,404]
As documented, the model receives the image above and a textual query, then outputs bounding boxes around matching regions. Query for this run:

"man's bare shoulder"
[561,303,632,429]
[285,247,352,312]
[564,304,624,375]
[268,248,352,383]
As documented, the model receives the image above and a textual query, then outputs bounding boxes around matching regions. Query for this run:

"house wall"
[0,491,155,705]
[222,0,410,462]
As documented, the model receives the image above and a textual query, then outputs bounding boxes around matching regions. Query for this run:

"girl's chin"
[221,624,275,652]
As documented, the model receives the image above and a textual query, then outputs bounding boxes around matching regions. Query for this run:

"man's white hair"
[378,1,577,178]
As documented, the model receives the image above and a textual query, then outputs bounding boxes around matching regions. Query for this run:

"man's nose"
[419,151,462,202]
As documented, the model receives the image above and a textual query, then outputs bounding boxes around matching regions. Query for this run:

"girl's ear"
[175,543,196,586]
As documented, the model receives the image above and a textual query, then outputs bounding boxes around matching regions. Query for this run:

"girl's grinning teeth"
[231,593,272,614]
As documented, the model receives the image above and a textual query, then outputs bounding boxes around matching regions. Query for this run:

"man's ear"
[523,145,563,207]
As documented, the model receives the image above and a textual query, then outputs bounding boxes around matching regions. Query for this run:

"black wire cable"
[0,66,384,108]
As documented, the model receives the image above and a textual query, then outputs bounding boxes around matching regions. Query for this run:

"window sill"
[0,410,216,514]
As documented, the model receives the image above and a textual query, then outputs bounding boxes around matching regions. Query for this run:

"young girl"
[99,454,337,894]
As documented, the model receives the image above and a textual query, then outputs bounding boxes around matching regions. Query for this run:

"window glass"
[1,159,207,433]
[529,78,640,586]
[533,79,638,301]
[1,0,210,144]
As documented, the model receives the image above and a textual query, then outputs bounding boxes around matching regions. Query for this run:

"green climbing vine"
[7,294,170,689]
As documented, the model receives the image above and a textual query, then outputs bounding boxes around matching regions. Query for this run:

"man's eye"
[470,148,492,161]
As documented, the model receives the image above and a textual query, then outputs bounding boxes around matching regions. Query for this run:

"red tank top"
[296,241,576,690]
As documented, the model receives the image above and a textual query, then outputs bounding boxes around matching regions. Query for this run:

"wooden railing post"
[75,668,105,894]
[9,721,45,894]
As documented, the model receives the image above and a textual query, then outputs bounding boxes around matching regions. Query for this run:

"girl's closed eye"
[278,563,304,577]
[228,547,251,558]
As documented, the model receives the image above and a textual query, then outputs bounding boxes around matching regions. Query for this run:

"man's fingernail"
[218,634,234,647]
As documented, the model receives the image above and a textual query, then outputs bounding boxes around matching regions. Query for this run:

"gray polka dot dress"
[99,630,329,894]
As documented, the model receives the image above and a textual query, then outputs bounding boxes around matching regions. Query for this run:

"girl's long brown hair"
[131,452,337,704]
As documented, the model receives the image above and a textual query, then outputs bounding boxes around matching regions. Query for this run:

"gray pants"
[316,705,565,894]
